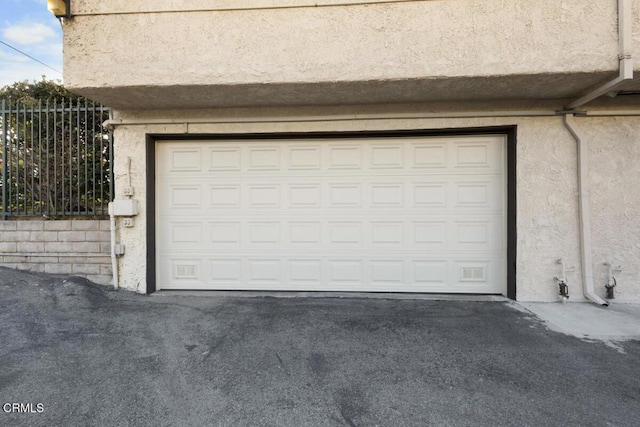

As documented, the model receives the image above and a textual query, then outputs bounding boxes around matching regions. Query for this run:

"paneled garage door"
[156,135,506,293]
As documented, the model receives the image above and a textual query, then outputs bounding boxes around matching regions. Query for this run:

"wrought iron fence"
[1,98,113,219]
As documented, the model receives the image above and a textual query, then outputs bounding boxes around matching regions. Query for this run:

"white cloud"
[29,41,63,57]
[0,0,64,86]
[3,22,58,46]
[0,47,63,87]
[0,58,63,87]
[0,50,29,66]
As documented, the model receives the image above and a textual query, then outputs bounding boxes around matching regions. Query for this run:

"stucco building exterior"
[61,0,640,302]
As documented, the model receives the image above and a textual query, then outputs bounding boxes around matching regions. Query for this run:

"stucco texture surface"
[66,0,616,83]
[109,107,640,302]
[63,0,634,109]
[578,117,640,302]
[513,118,583,302]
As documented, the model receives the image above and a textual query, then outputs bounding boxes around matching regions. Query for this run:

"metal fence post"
[1,98,6,220]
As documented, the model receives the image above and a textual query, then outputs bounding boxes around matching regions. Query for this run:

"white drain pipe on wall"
[560,0,632,306]
[566,0,633,110]
[108,206,119,290]
[107,106,119,291]
[563,114,608,306]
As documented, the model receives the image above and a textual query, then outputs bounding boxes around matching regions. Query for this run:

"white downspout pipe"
[560,0,632,305]
[108,205,119,290]
[107,107,119,290]
[566,0,633,109]
[563,114,608,306]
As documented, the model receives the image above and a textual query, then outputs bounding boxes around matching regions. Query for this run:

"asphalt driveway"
[1,267,639,426]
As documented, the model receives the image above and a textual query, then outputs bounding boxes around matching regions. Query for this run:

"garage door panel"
[247,259,282,284]
[159,255,502,292]
[328,260,364,284]
[209,185,241,208]
[209,146,242,171]
[288,222,322,245]
[370,260,405,284]
[289,259,323,284]
[168,185,202,209]
[411,143,447,169]
[451,139,504,170]
[210,222,242,244]
[168,221,203,246]
[157,136,506,293]
[161,255,500,293]
[286,145,322,170]
[247,145,281,171]
[162,146,203,172]
[162,258,204,284]
[328,183,363,207]
[209,259,243,284]
[369,144,404,169]
[370,183,404,207]
[412,182,447,207]
[158,218,504,251]
[413,221,447,247]
[452,176,503,210]
[160,137,503,178]
[370,222,404,246]
[288,184,322,208]
[413,260,448,284]
[327,144,363,170]
[161,179,502,212]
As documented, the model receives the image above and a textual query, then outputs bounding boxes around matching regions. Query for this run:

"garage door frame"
[145,126,517,298]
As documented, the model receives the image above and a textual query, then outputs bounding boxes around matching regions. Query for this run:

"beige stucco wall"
[62,0,640,300]
[67,0,617,82]
[63,0,640,108]
[109,105,640,302]
[580,117,640,302]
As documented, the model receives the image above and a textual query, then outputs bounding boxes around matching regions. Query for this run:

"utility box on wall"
[108,199,139,217]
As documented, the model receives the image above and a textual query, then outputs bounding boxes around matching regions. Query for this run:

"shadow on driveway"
[1,267,639,426]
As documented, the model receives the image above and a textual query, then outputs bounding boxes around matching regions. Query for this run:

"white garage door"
[156,135,506,293]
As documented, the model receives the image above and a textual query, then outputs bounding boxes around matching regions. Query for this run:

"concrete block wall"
[0,220,112,285]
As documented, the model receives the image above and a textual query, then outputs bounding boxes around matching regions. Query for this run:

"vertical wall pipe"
[566,0,633,109]
[109,206,119,290]
[560,0,633,305]
[563,115,608,306]
[107,107,119,290]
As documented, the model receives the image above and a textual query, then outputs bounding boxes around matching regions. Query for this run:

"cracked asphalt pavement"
[0,267,639,426]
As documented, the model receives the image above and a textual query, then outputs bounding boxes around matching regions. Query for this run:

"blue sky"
[0,0,63,87]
